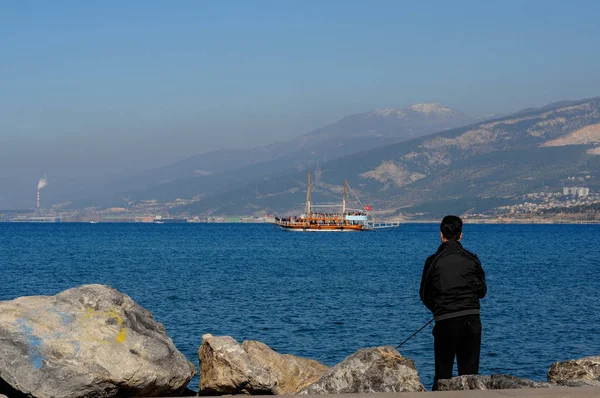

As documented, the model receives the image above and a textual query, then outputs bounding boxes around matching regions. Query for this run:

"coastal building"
[9,215,61,223]
[563,187,590,197]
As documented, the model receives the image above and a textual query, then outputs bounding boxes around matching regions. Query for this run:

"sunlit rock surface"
[436,374,554,390]
[0,284,195,398]
[199,334,328,395]
[548,356,600,386]
[299,346,425,394]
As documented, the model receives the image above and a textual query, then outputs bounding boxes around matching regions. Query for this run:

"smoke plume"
[37,177,47,190]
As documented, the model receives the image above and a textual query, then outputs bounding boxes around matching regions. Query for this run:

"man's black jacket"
[420,240,487,321]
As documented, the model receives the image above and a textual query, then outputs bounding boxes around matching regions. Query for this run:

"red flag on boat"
[365,205,372,211]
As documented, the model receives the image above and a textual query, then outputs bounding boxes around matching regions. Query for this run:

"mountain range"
[173,98,600,218]
[94,103,480,205]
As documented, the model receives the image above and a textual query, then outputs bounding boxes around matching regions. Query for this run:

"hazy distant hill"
[179,97,600,217]
[104,103,476,202]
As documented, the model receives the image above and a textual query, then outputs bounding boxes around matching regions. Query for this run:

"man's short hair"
[440,215,463,240]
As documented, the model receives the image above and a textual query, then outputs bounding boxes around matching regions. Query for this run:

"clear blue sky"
[1,0,600,197]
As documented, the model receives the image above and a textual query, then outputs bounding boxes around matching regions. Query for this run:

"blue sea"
[1,223,599,390]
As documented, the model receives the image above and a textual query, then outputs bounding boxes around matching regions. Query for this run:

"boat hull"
[276,224,367,232]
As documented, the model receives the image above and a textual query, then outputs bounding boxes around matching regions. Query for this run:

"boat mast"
[306,172,311,216]
[342,180,347,214]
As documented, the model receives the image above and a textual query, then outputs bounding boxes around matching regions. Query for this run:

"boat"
[274,172,399,232]
[89,220,98,224]
[153,217,188,223]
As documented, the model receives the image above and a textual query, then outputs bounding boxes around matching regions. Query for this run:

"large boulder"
[242,340,329,393]
[557,379,600,387]
[199,334,328,395]
[436,375,492,390]
[299,346,425,394]
[0,284,196,398]
[548,356,600,385]
[436,374,554,391]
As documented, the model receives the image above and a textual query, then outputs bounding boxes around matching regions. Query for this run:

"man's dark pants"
[432,314,481,390]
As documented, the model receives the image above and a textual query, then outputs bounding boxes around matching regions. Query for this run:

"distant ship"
[274,173,399,232]
[154,217,188,224]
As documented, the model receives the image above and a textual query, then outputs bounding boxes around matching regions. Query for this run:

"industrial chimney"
[37,177,47,209]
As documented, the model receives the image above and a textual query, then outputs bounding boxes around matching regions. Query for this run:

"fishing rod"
[395,318,434,349]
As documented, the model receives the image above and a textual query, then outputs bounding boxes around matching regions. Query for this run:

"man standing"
[420,215,487,390]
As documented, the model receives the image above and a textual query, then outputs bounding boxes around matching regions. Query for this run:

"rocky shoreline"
[0,285,598,397]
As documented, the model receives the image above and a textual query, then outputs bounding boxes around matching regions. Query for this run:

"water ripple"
[1,223,598,389]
